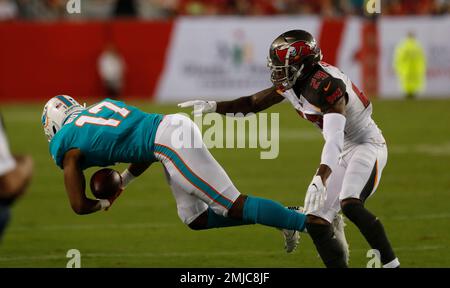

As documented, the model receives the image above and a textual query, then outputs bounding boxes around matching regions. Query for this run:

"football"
[90,168,122,199]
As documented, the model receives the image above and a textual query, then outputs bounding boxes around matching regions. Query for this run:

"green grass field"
[0,99,449,267]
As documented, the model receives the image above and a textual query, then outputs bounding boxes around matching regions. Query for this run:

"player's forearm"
[65,171,101,215]
[66,182,101,215]
[121,162,151,188]
[316,164,332,184]
[127,162,151,177]
[216,87,282,115]
[216,96,257,114]
[76,198,105,215]
[63,153,103,215]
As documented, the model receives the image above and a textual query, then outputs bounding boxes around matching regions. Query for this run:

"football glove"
[178,100,217,116]
[304,175,327,214]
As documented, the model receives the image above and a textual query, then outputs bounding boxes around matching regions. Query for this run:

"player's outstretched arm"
[63,149,109,215]
[216,86,284,114]
[178,86,284,116]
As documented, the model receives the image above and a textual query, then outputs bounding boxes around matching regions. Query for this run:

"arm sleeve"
[320,113,346,172]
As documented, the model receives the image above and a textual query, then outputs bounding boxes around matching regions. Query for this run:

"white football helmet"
[41,95,84,142]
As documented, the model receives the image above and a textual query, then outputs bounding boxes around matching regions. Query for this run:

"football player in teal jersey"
[42,95,307,252]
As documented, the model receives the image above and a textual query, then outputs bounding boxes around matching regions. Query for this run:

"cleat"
[332,213,350,264]
[282,229,299,253]
[281,206,303,253]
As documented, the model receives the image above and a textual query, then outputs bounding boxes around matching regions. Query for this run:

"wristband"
[98,199,110,210]
[121,169,136,188]
[208,101,217,112]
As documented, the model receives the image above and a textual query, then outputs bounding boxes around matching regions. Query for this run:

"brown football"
[90,168,122,199]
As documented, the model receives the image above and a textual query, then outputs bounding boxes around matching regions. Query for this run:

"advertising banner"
[156,17,321,102]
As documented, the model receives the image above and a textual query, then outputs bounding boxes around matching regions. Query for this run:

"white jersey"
[278,63,389,224]
[280,62,385,150]
[0,115,16,176]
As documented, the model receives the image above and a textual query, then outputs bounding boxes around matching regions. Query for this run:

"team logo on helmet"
[274,40,316,65]
[268,30,322,90]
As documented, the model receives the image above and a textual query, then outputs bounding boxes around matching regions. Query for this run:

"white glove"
[97,199,111,211]
[178,100,217,116]
[304,175,327,214]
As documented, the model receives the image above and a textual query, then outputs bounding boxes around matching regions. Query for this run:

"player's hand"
[304,175,327,214]
[178,100,217,116]
[104,187,124,211]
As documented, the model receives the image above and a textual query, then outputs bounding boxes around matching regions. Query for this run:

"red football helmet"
[268,30,322,90]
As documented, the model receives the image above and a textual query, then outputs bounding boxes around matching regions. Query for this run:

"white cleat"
[332,213,350,265]
[281,206,303,253]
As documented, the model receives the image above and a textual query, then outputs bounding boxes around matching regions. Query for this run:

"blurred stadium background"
[0,0,449,267]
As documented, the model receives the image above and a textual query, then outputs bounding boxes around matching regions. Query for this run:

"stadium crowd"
[0,0,450,20]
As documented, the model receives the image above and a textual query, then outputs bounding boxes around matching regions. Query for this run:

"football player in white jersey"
[0,113,33,242]
[179,30,399,268]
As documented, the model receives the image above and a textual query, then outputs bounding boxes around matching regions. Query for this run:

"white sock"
[383,258,400,268]
[121,169,136,188]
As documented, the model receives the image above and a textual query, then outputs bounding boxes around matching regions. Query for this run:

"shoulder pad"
[317,77,346,107]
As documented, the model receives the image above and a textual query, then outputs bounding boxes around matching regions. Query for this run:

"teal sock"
[207,208,254,229]
[242,196,306,231]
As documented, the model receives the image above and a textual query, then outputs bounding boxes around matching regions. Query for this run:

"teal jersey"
[49,99,163,170]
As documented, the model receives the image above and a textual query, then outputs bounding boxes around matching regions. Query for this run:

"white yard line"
[389,142,450,156]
